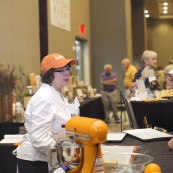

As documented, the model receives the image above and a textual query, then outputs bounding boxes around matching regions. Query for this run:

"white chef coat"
[16,83,74,163]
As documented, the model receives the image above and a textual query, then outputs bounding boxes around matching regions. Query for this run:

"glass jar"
[15,102,24,122]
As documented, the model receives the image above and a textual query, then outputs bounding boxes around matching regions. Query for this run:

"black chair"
[121,95,138,129]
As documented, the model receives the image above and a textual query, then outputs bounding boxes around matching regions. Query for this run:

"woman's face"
[51,66,71,91]
[146,56,158,69]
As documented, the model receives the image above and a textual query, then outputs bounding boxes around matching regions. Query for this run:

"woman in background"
[133,50,158,83]
[131,50,160,90]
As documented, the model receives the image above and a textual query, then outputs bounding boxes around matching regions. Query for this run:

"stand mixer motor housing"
[65,116,108,173]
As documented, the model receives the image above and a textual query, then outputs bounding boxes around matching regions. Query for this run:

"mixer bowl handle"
[48,142,64,170]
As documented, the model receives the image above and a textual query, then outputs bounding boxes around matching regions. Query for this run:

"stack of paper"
[0,134,24,144]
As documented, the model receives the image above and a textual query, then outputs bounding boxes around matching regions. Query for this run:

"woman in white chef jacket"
[16,53,79,173]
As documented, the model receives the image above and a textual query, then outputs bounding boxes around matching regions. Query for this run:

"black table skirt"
[79,96,105,120]
[0,144,17,173]
[0,122,24,140]
[131,100,173,131]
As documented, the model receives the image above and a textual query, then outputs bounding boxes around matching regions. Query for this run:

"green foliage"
[17,66,26,104]
[0,64,18,95]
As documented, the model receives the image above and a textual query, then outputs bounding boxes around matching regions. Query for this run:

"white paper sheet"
[123,128,173,141]
[65,97,80,115]
[136,79,147,92]
[106,132,126,142]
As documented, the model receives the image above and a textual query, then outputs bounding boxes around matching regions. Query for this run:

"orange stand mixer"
[64,116,108,173]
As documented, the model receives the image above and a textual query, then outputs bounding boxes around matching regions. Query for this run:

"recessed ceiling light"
[144,10,148,14]
[163,10,168,14]
[163,2,168,6]
[163,6,168,10]
[145,14,150,18]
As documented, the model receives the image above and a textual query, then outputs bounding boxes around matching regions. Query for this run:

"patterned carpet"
[107,110,132,132]
[107,123,132,132]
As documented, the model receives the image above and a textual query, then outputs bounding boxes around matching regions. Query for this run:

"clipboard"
[106,132,126,142]
[123,128,173,142]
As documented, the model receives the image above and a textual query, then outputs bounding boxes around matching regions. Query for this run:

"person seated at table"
[164,59,173,89]
[15,53,79,173]
[156,65,166,90]
[164,69,173,89]
[131,50,160,91]
[100,64,120,124]
[164,60,173,89]
[164,59,173,73]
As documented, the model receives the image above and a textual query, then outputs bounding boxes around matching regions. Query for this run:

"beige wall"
[47,0,90,55]
[0,0,40,77]
[90,0,132,92]
[131,0,146,67]
[147,19,173,67]
[47,0,91,84]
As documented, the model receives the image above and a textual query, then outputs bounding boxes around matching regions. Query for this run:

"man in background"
[121,58,137,96]
[100,64,120,124]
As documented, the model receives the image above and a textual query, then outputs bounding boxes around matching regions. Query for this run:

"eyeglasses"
[54,66,72,73]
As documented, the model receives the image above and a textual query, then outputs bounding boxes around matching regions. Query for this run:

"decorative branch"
[0,64,18,95]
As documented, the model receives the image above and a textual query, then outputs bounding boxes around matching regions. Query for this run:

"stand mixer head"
[65,116,108,173]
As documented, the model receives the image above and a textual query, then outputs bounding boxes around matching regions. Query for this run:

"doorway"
[75,38,90,85]
[75,39,83,81]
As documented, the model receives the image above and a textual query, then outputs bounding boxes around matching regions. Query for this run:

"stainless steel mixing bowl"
[48,140,83,170]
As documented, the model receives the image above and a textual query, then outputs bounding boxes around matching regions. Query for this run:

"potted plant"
[16,66,26,105]
[0,64,18,122]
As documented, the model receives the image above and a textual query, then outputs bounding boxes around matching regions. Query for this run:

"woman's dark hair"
[41,69,55,85]
[41,63,71,84]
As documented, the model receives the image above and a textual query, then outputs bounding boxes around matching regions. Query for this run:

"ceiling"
[144,0,173,19]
